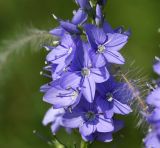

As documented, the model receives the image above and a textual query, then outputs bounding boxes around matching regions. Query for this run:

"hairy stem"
[121,73,148,112]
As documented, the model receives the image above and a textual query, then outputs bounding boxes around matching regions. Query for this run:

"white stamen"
[44,46,50,51]
[40,71,43,75]
[108,97,113,102]
[155,56,160,61]
[52,14,58,20]
[52,41,59,46]
[68,47,73,54]
[72,10,76,15]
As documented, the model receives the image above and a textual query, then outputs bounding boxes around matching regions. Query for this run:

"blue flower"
[82,120,124,142]
[60,40,109,103]
[45,34,77,76]
[84,24,128,67]
[42,107,66,134]
[144,108,160,147]
[144,131,160,148]
[43,85,82,109]
[62,97,114,137]
[96,77,132,118]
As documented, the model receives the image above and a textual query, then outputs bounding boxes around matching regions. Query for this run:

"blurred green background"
[0,0,159,147]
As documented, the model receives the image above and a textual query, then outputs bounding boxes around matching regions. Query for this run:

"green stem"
[80,140,89,148]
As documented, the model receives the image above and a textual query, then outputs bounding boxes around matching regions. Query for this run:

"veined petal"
[89,49,106,68]
[146,88,160,107]
[91,67,109,83]
[96,115,114,132]
[148,108,160,123]
[53,63,65,77]
[75,0,91,9]
[79,123,96,136]
[96,132,113,142]
[81,134,94,142]
[103,21,113,33]
[82,43,92,67]
[144,132,160,148]
[61,34,76,49]
[85,24,106,45]
[104,50,125,65]
[51,118,61,134]
[82,76,96,103]
[62,112,83,128]
[40,83,52,93]
[71,39,84,70]
[43,87,79,108]
[84,24,97,48]
[42,107,64,126]
[60,72,81,89]
[49,27,65,37]
[105,33,128,51]
[113,99,132,115]
[95,4,103,26]
[60,21,80,34]
[113,120,124,132]
[46,46,67,63]
[72,9,88,25]
[96,96,114,119]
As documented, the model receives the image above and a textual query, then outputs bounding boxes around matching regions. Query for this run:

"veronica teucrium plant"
[41,0,134,146]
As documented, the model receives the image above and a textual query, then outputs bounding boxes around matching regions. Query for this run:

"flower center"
[98,45,105,53]
[85,111,96,121]
[81,68,90,76]
[106,92,114,102]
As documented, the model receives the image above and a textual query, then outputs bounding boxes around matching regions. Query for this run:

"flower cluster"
[41,0,133,143]
[144,57,160,148]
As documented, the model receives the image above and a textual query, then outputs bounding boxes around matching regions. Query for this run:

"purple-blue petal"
[72,9,88,25]
[60,21,80,34]
[113,99,132,115]
[75,0,91,9]
[96,132,113,142]
[62,112,83,128]
[60,72,82,89]
[91,67,109,83]
[49,27,65,37]
[82,76,96,103]
[105,33,128,51]
[79,123,96,136]
[146,88,160,107]
[103,50,125,65]
[153,61,160,75]
[96,115,114,132]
